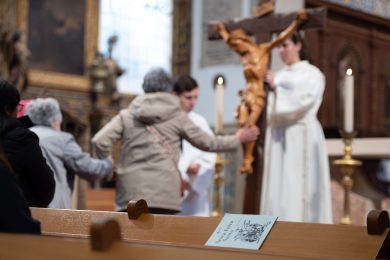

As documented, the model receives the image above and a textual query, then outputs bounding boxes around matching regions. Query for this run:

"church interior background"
[0,0,389,225]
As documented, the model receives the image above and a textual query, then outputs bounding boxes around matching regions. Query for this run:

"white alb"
[178,111,216,216]
[260,60,333,223]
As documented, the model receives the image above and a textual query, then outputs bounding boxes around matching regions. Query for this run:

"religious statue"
[104,35,124,106]
[90,52,108,101]
[8,32,31,93]
[215,10,308,174]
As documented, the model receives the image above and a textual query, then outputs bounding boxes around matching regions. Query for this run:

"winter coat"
[92,92,240,211]
[0,115,55,207]
[30,126,113,209]
[0,161,41,234]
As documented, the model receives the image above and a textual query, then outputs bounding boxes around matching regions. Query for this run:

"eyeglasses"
[17,104,24,113]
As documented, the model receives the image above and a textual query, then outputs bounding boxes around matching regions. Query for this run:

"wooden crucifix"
[208,4,327,213]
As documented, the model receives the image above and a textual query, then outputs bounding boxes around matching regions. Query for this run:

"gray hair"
[142,67,172,93]
[26,98,63,127]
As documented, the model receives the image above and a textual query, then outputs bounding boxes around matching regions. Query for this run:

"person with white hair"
[92,67,259,214]
[26,98,113,209]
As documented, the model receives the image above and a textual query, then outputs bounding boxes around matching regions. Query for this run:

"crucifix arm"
[213,22,230,42]
[269,10,308,49]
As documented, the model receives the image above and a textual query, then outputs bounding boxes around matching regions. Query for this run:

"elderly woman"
[26,98,113,209]
[0,79,55,207]
[92,67,259,214]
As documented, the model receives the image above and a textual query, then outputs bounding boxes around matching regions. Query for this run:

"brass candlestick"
[333,131,362,225]
[211,153,224,217]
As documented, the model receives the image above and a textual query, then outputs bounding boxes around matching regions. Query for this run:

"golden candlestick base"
[333,131,362,225]
[211,153,227,217]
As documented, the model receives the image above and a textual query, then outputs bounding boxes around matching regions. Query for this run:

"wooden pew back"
[30,207,390,259]
[31,207,218,244]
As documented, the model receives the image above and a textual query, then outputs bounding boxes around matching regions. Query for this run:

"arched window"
[335,45,361,132]
[99,0,173,94]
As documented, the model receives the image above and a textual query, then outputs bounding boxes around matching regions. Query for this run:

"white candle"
[215,76,224,134]
[344,68,354,133]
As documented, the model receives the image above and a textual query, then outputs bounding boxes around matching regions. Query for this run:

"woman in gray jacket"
[92,68,259,214]
[26,98,113,209]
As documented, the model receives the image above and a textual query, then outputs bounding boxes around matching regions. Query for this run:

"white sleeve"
[187,113,216,174]
[272,67,325,126]
[178,113,216,180]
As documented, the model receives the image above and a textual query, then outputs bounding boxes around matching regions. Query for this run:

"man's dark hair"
[0,79,20,116]
[173,75,198,95]
[291,32,306,61]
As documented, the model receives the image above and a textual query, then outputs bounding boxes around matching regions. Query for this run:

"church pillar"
[172,0,192,78]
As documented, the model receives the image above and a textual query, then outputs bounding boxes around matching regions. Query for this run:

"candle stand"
[211,153,224,217]
[332,131,362,225]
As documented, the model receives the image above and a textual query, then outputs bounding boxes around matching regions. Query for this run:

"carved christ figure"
[215,10,308,174]
[105,35,124,105]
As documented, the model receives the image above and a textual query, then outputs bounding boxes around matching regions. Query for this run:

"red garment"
[17,99,30,118]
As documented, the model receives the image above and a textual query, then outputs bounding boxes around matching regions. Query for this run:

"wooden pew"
[2,213,389,260]
[1,218,275,260]
[29,201,390,259]
[1,217,300,259]
[0,231,329,260]
[31,205,220,245]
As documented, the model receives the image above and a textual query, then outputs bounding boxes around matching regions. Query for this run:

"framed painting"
[16,0,99,91]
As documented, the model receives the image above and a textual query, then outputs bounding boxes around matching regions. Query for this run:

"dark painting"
[27,0,85,75]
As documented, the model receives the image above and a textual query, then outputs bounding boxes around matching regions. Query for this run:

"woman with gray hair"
[26,98,113,209]
[92,67,259,214]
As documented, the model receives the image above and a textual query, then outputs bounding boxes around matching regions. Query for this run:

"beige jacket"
[92,92,239,211]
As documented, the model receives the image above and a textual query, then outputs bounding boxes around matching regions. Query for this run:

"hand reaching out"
[265,70,275,89]
[236,125,260,143]
[187,162,201,175]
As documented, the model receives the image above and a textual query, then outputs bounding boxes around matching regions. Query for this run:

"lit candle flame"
[217,76,224,85]
[346,68,352,76]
